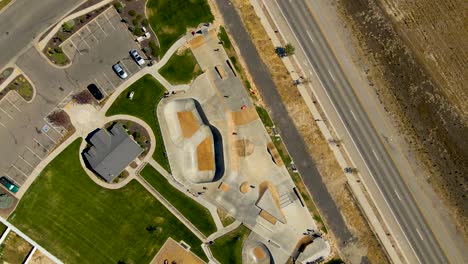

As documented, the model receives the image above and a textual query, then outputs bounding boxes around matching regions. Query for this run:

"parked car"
[0,177,19,193]
[112,63,128,79]
[129,49,145,66]
[87,83,104,100]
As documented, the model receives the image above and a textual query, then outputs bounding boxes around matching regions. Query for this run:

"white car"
[112,63,128,79]
[130,49,145,66]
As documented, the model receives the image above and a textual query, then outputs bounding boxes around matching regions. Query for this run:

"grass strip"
[140,164,217,236]
[210,225,251,264]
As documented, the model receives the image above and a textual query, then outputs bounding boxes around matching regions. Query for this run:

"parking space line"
[18,156,34,169]
[0,121,6,128]
[5,98,21,112]
[94,78,108,96]
[78,34,91,49]
[103,12,116,30]
[86,26,99,42]
[102,73,115,89]
[120,60,133,75]
[42,131,57,144]
[33,138,49,153]
[94,19,108,36]
[68,39,82,55]
[11,164,29,178]
[26,147,43,160]
[0,106,14,120]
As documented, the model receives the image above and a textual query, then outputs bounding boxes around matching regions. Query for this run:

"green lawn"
[9,139,206,263]
[146,0,214,55]
[159,49,202,85]
[106,74,171,172]
[140,165,217,236]
[211,225,251,264]
[0,232,33,264]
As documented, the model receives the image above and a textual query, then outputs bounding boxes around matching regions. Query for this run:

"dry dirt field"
[336,0,468,237]
[227,0,390,262]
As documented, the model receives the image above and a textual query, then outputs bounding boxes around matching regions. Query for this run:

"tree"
[128,9,136,16]
[47,110,72,130]
[285,43,295,56]
[73,90,95,104]
[134,27,143,36]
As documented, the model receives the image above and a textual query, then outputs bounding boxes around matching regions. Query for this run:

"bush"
[62,20,75,32]
[72,90,95,104]
[132,19,139,26]
[54,47,63,53]
[141,18,149,27]
[135,14,143,21]
[47,110,72,130]
[128,25,135,32]
[142,47,151,54]
[134,27,143,36]
[128,9,136,16]
[121,17,128,23]
[149,41,159,58]
[113,2,123,9]
[285,43,295,56]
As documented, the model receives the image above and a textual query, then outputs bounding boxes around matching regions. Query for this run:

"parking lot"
[1,7,147,191]
[61,7,145,96]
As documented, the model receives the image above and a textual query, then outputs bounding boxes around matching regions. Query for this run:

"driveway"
[0,8,145,190]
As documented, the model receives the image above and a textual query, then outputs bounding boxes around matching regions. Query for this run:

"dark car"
[87,84,104,100]
[0,177,19,193]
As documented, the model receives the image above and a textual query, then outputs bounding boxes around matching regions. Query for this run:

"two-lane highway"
[274,0,449,263]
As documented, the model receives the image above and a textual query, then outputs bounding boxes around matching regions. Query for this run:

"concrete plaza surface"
[157,27,330,263]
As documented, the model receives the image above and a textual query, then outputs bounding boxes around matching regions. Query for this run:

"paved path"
[0,216,62,263]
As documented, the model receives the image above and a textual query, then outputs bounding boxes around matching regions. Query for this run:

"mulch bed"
[0,74,34,102]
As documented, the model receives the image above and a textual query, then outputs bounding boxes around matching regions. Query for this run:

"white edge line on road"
[0,121,6,128]
[18,156,34,169]
[350,110,358,121]
[306,30,315,43]
[33,138,49,153]
[26,147,43,160]
[120,60,133,75]
[94,78,108,96]
[68,39,82,55]
[102,73,115,89]
[416,229,424,240]
[0,106,14,120]
[94,19,108,36]
[395,189,402,201]
[372,149,380,162]
[5,98,21,112]
[272,1,421,263]
[328,70,335,81]
[103,12,116,30]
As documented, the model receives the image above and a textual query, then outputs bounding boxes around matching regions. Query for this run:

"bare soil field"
[197,137,214,170]
[229,0,389,262]
[336,0,468,236]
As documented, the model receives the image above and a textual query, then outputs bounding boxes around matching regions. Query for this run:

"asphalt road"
[0,0,83,69]
[213,0,354,244]
[274,1,448,263]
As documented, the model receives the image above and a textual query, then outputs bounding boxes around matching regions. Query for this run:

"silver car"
[130,49,145,66]
[112,63,128,79]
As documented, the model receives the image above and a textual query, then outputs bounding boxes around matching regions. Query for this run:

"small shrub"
[285,43,295,56]
[149,41,159,58]
[132,19,139,26]
[47,110,72,130]
[128,10,136,16]
[72,90,95,104]
[62,20,75,32]
[135,14,143,21]
[134,27,143,36]
[54,47,63,53]
[113,2,123,9]
[141,18,149,27]
[121,17,128,23]
[128,25,135,32]
[142,47,150,54]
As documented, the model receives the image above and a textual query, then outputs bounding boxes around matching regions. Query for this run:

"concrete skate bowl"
[164,98,224,183]
[243,242,273,264]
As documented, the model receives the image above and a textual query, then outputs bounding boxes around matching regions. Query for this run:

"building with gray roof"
[83,124,143,182]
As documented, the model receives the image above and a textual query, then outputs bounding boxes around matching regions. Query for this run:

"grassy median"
[9,139,206,263]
